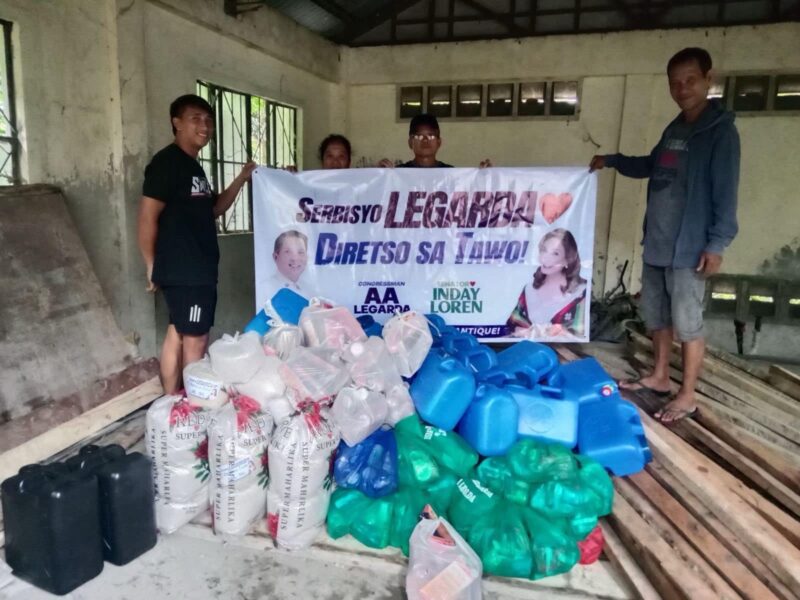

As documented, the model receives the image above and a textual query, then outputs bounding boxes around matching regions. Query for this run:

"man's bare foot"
[619,373,671,396]
[654,390,697,424]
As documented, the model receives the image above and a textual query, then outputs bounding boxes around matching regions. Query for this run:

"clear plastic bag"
[385,383,416,426]
[299,303,366,350]
[183,356,228,410]
[234,355,285,407]
[341,336,404,392]
[263,324,304,360]
[208,331,265,384]
[406,515,483,600]
[279,346,349,404]
[331,386,388,446]
[383,311,434,377]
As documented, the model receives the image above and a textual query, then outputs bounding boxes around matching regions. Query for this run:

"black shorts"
[161,285,217,336]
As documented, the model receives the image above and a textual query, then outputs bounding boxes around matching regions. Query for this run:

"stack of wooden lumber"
[554,339,800,600]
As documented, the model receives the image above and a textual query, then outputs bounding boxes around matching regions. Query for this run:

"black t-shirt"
[397,160,453,168]
[143,144,219,286]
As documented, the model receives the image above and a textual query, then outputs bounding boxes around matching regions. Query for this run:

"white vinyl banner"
[253,168,596,343]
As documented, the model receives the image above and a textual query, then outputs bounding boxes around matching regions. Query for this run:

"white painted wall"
[343,23,800,292]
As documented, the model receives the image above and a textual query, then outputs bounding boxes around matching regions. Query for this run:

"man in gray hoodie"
[590,47,740,423]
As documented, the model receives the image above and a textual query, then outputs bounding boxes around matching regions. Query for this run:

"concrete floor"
[1,521,632,600]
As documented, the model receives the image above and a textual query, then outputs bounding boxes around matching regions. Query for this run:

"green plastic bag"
[448,477,500,538]
[351,496,394,549]
[327,488,372,539]
[522,507,580,579]
[474,456,531,506]
[467,503,533,578]
[507,440,578,484]
[388,487,428,555]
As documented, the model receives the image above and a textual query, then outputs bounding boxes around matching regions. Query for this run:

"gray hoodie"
[605,99,740,269]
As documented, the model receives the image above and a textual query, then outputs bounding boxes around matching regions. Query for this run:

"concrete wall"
[2,0,798,359]
[2,0,343,356]
[343,23,800,293]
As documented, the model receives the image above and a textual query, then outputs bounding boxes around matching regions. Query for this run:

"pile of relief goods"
[146,288,648,592]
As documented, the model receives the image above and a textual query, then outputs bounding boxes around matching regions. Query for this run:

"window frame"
[0,18,20,186]
[196,80,298,234]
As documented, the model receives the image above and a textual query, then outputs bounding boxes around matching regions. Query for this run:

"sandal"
[618,376,671,397]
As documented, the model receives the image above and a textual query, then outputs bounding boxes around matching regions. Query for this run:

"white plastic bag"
[208,331,265,384]
[208,396,273,537]
[383,311,433,378]
[263,324,304,360]
[299,303,366,350]
[279,346,349,404]
[183,357,228,410]
[341,337,404,392]
[406,516,483,600]
[331,386,388,446]
[146,395,212,534]
[385,382,416,426]
[266,403,340,550]
[234,355,285,406]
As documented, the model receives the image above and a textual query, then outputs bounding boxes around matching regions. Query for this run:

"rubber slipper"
[618,376,671,397]
[654,406,697,424]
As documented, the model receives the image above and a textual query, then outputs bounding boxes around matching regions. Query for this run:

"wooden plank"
[646,463,798,600]
[627,328,800,423]
[615,478,742,600]
[607,492,718,599]
[636,408,800,591]
[0,377,162,482]
[599,520,662,600]
[769,365,800,402]
[704,344,769,380]
[631,350,800,488]
[627,470,779,600]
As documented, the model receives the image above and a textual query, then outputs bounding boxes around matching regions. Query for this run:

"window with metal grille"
[196,81,298,233]
[0,19,20,185]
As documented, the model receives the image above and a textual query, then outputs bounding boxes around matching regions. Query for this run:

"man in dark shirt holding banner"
[138,94,255,393]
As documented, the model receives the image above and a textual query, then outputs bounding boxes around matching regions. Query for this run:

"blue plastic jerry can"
[424,314,449,346]
[478,341,558,387]
[356,315,384,338]
[504,384,579,449]
[243,309,271,336]
[455,344,498,374]
[441,331,479,356]
[410,352,476,431]
[546,357,618,404]
[269,288,309,324]
[577,395,652,476]
[457,384,519,456]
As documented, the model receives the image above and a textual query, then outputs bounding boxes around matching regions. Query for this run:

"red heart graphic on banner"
[469,281,476,286]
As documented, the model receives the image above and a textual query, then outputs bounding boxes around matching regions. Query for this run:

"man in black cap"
[379,113,491,168]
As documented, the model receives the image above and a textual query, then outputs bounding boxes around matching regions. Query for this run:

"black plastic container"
[67,444,158,565]
[1,463,104,595]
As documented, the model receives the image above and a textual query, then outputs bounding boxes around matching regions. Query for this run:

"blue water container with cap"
[578,394,652,476]
[410,351,476,430]
[269,287,309,324]
[457,383,519,456]
[479,341,559,387]
[356,315,384,338]
[546,357,618,404]
[504,384,579,448]
[455,344,498,373]
[424,314,450,347]
[244,309,271,336]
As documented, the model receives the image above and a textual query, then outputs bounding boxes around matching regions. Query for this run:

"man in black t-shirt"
[378,113,491,168]
[138,94,255,393]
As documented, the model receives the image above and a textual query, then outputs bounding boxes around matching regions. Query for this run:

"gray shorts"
[640,264,706,342]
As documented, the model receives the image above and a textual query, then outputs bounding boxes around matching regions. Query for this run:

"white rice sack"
[208,396,273,537]
[299,304,366,350]
[234,355,285,407]
[183,357,228,410]
[263,324,304,360]
[266,404,340,550]
[279,346,349,404]
[146,395,212,534]
[263,394,295,427]
[331,386,388,447]
[383,311,433,377]
[385,382,416,426]
[341,337,404,392]
[208,331,265,384]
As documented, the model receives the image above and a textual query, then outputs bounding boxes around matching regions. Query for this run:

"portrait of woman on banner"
[507,228,587,340]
